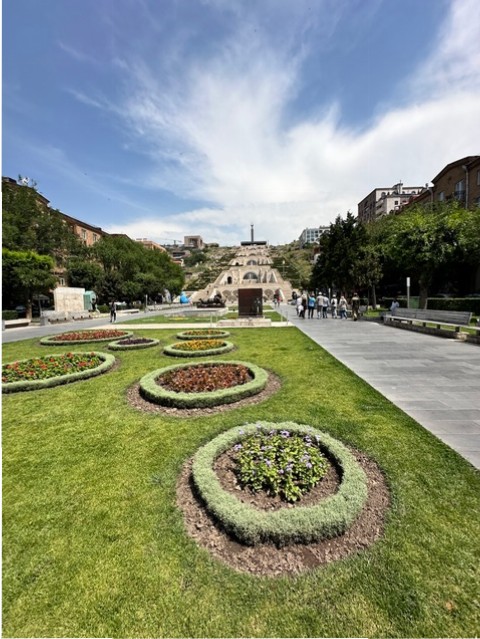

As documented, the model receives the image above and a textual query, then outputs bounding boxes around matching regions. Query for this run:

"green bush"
[138,360,268,408]
[192,422,368,546]
[2,311,19,320]
[427,298,480,315]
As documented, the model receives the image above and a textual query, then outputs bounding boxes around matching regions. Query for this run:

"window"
[394,200,399,205]
[59,277,65,286]
[454,179,465,200]
[438,191,445,201]
[93,233,98,243]
[477,169,480,186]
[81,229,87,241]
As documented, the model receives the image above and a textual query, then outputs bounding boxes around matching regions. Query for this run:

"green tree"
[373,201,477,307]
[2,249,56,318]
[2,181,82,263]
[66,257,104,291]
[310,212,371,295]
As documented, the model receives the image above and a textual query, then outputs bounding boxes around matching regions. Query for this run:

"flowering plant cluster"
[158,363,251,393]
[234,429,328,502]
[50,330,128,342]
[2,352,103,383]
[172,339,225,352]
[117,337,153,345]
[183,329,226,337]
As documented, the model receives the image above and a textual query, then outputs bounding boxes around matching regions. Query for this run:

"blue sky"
[3,0,480,245]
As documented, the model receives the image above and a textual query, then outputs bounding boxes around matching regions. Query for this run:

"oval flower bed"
[108,336,159,351]
[2,351,116,393]
[139,360,268,408]
[191,422,368,546]
[164,339,234,358]
[176,329,230,341]
[40,329,133,345]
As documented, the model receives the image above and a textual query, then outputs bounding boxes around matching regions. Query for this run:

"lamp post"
[406,277,411,309]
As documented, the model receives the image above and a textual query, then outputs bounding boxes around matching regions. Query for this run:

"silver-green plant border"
[40,330,133,345]
[163,340,234,357]
[176,329,230,341]
[108,337,160,351]
[191,421,368,546]
[139,359,268,408]
[2,351,116,394]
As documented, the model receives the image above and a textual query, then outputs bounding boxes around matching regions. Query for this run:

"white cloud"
[87,0,480,244]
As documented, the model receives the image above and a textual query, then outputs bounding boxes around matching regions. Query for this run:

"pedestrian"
[390,298,400,313]
[316,292,323,318]
[322,294,329,318]
[298,302,305,319]
[307,293,316,319]
[109,300,117,323]
[296,295,302,316]
[339,295,348,320]
[351,292,360,321]
[331,295,337,318]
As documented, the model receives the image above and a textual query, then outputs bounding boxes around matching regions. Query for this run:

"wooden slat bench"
[384,307,476,336]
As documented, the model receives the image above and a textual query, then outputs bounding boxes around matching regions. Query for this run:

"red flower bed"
[2,352,103,383]
[51,330,129,342]
[157,363,252,393]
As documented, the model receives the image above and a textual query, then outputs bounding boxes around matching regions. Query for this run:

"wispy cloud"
[67,0,480,243]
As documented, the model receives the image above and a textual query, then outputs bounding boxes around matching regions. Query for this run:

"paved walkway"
[282,304,480,470]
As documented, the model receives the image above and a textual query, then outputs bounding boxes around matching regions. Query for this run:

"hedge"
[2,310,19,320]
[192,422,368,546]
[108,337,160,351]
[176,329,230,340]
[2,351,116,394]
[40,330,133,345]
[427,298,480,315]
[163,340,234,358]
[139,360,268,408]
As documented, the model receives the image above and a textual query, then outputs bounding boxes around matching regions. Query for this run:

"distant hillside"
[184,243,314,292]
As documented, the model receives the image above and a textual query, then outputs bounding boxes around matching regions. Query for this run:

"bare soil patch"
[176,449,389,576]
[126,371,281,417]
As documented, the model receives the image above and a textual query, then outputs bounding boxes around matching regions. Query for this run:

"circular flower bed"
[108,336,159,351]
[176,329,230,340]
[2,351,115,393]
[41,329,133,345]
[191,422,368,546]
[139,360,268,408]
[164,339,234,357]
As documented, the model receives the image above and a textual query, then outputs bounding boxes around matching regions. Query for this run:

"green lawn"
[3,327,480,638]
[124,313,220,324]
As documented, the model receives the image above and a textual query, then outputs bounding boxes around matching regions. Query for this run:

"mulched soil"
[126,371,281,417]
[176,449,390,576]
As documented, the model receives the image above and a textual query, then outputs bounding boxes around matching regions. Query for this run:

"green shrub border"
[139,360,268,408]
[2,351,116,394]
[163,340,234,357]
[176,330,230,340]
[108,337,160,351]
[192,422,368,546]
[40,331,133,345]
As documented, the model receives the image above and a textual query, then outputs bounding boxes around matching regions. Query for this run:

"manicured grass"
[3,327,480,637]
[125,313,221,324]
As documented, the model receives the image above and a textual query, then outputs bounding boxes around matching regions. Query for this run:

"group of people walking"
[294,292,360,321]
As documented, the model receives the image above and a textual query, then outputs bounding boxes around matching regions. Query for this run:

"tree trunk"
[371,285,377,309]
[419,284,429,309]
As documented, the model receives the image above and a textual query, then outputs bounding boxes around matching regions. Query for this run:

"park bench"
[3,318,32,329]
[384,307,476,335]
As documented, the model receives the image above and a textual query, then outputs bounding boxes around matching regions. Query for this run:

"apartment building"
[407,156,480,208]
[299,226,329,247]
[135,238,167,252]
[61,212,105,246]
[357,183,424,223]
